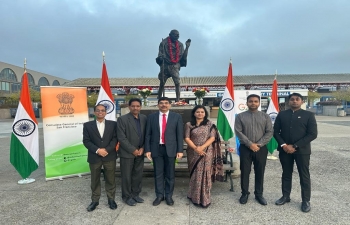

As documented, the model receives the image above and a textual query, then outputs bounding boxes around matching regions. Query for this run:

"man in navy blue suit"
[145,97,184,206]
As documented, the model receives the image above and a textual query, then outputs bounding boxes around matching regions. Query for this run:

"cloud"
[1,0,350,80]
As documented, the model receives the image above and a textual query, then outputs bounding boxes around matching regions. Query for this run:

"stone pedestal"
[121,105,210,124]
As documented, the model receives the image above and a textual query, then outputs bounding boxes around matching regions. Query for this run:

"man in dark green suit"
[117,98,147,206]
[274,93,317,213]
[83,104,118,212]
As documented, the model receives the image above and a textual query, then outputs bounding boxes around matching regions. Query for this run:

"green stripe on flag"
[10,133,38,179]
[267,137,278,154]
[217,109,234,141]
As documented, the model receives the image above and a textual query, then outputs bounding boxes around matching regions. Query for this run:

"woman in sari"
[184,105,229,208]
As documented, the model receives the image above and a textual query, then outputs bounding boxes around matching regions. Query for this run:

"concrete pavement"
[0,116,349,224]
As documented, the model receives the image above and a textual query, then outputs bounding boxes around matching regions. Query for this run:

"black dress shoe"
[152,197,164,206]
[125,198,137,206]
[275,196,291,205]
[165,197,174,206]
[133,196,144,203]
[301,201,311,212]
[108,199,117,210]
[87,202,99,212]
[239,194,249,204]
[255,196,267,205]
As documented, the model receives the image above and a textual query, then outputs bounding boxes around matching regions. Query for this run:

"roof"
[64,73,350,87]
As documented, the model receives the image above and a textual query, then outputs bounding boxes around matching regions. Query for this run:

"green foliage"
[332,88,350,108]
[124,94,140,104]
[308,91,321,101]
[331,89,350,102]
[87,92,99,107]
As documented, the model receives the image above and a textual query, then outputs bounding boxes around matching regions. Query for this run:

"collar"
[159,111,169,116]
[96,119,105,124]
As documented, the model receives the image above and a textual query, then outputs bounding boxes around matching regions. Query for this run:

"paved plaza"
[0,115,349,225]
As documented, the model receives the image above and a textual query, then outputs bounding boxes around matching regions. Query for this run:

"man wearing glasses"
[83,104,118,212]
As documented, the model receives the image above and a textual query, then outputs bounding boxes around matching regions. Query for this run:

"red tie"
[162,114,166,144]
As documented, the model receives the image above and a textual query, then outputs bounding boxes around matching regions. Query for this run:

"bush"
[316,101,342,106]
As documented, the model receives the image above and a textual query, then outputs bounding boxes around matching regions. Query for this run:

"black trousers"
[279,151,311,201]
[240,145,268,196]
[120,156,144,201]
[152,145,176,198]
[89,160,116,202]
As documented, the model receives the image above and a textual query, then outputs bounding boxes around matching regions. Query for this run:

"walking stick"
[161,38,165,97]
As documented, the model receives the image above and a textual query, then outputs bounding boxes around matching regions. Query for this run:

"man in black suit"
[273,93,317,213]
[83,104,118,212]
[117,98,147,206]
[145,97,183,206]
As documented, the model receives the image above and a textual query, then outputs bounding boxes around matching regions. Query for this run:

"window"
[1,82,10,91]
[38,77,50,86]
[27,73,35,85]
[0,68,17,82]
[52,80,60,86]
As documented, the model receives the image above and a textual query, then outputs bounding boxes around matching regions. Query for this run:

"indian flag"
[217,60,235,141]
[96,59,116,121]
[266,77,279,154]
[10,71,39,179]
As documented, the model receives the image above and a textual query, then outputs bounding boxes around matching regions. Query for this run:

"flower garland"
[167,37,180,63]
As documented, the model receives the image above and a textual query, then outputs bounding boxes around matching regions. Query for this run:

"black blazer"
[83,119,118,164]
[273,109,317,154]
[117,113,147,158]
[144,111,183,157]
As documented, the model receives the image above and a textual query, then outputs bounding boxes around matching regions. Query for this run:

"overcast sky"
[1,0,349,80]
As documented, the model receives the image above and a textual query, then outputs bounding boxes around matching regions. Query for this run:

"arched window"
[21,73,35,85]
[0,68,17,82]
[52,80,60,86]
[27,73,35,85]
[38,77,50,86]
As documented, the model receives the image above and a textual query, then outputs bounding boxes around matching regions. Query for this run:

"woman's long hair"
[190,105,209,126]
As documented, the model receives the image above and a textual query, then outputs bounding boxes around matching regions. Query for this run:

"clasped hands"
[97,148,108,157]
[133,147,144,157]
[282,144,296,154]
[195,145,206,156]
[249,143,261,152]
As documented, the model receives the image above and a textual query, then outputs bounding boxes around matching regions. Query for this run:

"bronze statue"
[156,30,191,102]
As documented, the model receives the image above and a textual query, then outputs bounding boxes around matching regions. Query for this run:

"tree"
[332,89,350,108]
[87,92,99,107]
[307,91,321,107]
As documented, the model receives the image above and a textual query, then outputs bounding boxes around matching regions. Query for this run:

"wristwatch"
[293,144,298,149]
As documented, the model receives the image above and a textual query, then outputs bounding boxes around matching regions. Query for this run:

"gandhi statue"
[156,30,191,102]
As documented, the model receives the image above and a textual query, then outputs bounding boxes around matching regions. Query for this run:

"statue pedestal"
[121,105,210,124]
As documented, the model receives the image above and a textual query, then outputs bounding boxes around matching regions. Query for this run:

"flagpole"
[17,58,36,184]
[267,69,278,160]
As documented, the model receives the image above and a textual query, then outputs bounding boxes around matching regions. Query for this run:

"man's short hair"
[288,93,303,100]
[247,94,260,102]
[94,104,106,111]
[129,98,142,106]
[158,97,171,104]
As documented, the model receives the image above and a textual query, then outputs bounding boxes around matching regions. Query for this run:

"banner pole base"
[18,178,35,185]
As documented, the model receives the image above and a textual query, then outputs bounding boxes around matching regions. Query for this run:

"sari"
[185,121,224,207]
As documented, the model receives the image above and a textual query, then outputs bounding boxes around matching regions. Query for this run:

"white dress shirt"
[159,111,169,144]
